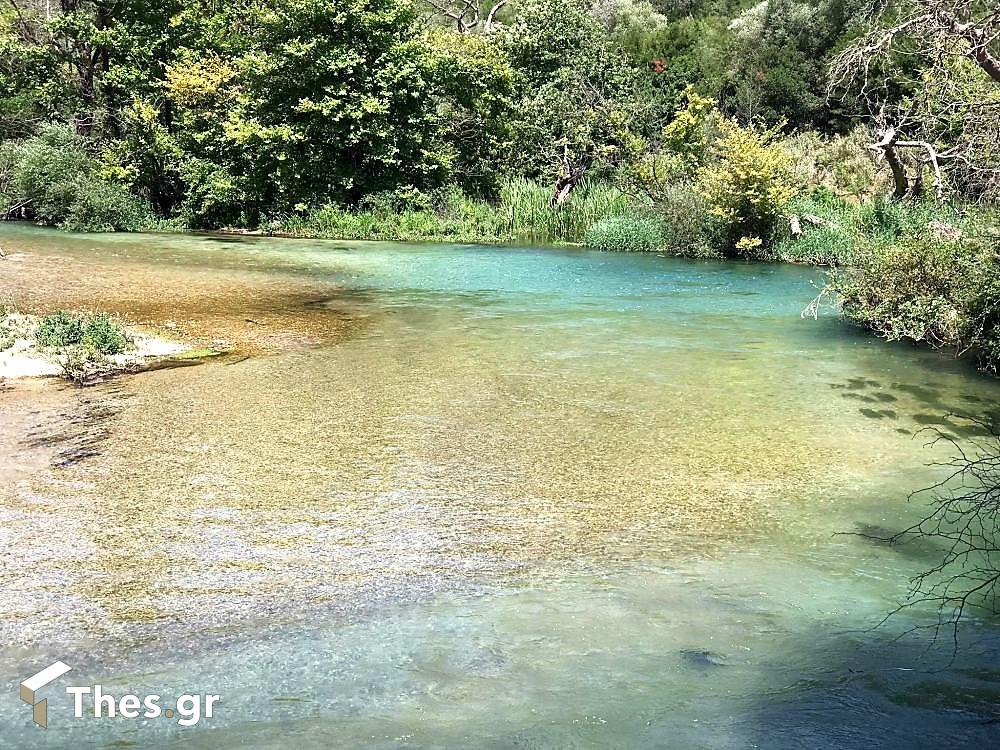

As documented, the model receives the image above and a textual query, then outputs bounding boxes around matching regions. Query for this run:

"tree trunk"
[550,146,590,206]
[872,128,909,200]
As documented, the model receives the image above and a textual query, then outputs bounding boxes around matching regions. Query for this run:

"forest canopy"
[0,0,873,225]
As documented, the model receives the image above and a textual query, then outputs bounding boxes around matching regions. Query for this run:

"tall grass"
[281,178,642,246]
[773,190,979,266]
[499,178,635,244]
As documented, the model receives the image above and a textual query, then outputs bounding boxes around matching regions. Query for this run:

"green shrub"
[697,118,799,255]
[36,310,131,354]
[35,311,84,348]
[967,268,1000,374]
[654,182,719,257]
[63,181,153,232]
[585,215,664,252]
[3,125,93,223]
[0,124,153,231]
[81,312,132,354]
[830,236,1000,371]
[833,236,970,347]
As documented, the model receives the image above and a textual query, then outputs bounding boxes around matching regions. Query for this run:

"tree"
[425,27,515,197]
[499,0,660,203]
[166,0,447,224]
[719,0,865,130]
[422,0,508,33]
[0,0,178,137]
[831,1,1000,200]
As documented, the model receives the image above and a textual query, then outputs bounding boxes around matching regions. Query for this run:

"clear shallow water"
[1,225,999,748]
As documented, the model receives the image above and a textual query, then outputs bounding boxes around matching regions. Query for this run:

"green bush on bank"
[35,310,83,348]
[830,235,1000,373]
[776,192,1000,372]
[62,180,154,232]
[653,182,720,258]
[1,125,153,231]
[81,312,132,355]
[698,118,799,256]
[970,272,1000,372]
[35,311,132,355]
[585,215,664,252]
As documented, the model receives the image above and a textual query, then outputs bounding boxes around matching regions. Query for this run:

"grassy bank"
[275,177,723,257]
[278,179,651,248]
[3,124,997,375]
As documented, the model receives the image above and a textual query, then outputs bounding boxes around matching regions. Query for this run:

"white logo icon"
[20,661,72,728]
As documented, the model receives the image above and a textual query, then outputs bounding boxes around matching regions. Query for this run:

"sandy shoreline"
[0,313,190,381]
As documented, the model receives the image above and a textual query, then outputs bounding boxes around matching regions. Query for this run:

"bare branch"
[857,416,1000,653]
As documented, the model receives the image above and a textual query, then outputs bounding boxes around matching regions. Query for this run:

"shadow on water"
[807,421,1000,748]
[199,235,253,244]
[738,628,1000,750]
[20,384,130,467]
[848,522,955,570]
[829,376,1000,439]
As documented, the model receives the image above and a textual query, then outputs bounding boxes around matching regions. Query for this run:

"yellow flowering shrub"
[165,57,237,108]
[698,118,799,255]
[661,87,717,171]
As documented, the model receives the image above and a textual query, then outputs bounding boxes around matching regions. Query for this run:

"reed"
[282,178,642,246]
[499,177,635,244]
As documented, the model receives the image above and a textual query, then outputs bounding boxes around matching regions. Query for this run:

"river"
[1,224,998,748]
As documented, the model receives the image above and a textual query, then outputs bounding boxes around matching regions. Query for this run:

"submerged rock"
[680,649,728,668]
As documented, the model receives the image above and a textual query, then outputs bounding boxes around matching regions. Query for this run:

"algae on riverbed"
[1,225,999,748]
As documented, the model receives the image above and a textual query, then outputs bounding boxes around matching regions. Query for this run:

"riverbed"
[1,224,998,748]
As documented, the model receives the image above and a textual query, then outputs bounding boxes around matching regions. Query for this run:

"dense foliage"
[832,235,1000,373]
[0,0,861,230]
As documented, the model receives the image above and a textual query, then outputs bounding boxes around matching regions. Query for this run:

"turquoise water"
[0,226,998,748]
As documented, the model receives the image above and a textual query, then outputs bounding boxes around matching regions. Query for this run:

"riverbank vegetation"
[1,306,136,381]
[0,306,199,383]
[0,0,998,370]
